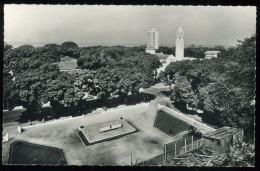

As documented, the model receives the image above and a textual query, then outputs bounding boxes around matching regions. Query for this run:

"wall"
[157,103,216,134]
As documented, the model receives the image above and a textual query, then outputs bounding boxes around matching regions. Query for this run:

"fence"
[135,136,204,166]
[164,136,204,161]
[135,154,164,166]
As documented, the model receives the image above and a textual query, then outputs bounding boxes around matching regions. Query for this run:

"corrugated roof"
[203,127,240,140]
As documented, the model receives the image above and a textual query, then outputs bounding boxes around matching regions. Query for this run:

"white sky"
[4,5,256,47]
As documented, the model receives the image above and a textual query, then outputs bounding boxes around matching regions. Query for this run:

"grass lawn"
[155,109,191,136]
[9,141,66,165]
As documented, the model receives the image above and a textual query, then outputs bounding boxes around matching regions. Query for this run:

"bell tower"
[175,25,184,60]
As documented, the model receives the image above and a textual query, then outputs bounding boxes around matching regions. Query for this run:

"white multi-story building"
[175,25,184,60]
[204,51,221,59]
[145,28,159,54]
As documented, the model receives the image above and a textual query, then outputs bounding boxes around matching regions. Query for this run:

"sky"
[4,5,256,47]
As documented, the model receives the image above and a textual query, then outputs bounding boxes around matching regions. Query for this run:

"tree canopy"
[3,44,160,120]
[162,34,255,142]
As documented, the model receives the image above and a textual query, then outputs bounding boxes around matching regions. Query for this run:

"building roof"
[176,25,184,33]
[57,62,77,71]
[53,56,78,71]
[204,51,221,54]
[60,56,77,62]
[203,126,241,140]
[154,53,171,60]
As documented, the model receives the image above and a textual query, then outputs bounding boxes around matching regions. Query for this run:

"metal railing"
[135,136,204,166]
[164,137,204,161]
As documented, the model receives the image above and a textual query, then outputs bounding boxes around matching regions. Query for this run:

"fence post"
[164,145,167,161]
[175,142,177,157]
[184,138,187,153]
[192,136,193,150]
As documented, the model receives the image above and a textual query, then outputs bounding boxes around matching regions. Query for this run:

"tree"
[16,44,34,50]
[3,68,14,110]
[44,43,60,48]
[156,46,174,55]
[61,41,79,49]
[6,64,60,120]
[4,42,13,53]
[165,34,255,143]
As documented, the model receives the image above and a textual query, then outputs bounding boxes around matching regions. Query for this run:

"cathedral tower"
[175,25,184,60]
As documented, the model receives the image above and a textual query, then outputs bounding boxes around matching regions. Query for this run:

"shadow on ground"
[160,91,172,97]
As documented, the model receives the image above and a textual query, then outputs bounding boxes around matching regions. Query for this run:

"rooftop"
[60,56,77,62]
[154,53,171,60]
[53,56,78,71]
[203,126,241,140]
[204,51,221,54]
[56,62,77,71]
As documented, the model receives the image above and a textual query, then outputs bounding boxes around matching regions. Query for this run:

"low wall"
[158,104,215,134]
[101,102,149,114]
[22,103,150,130]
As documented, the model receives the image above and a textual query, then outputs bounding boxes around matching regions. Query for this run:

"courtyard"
[3,102,184,165]
[2,85,212,165]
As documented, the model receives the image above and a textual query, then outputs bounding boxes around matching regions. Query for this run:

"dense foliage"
[161,35,255,142]
[3,42,160,120]
[77,46,161,98]
[156,46,175,55]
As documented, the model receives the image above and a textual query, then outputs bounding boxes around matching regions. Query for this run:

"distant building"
[204,51,221,59]
[175,25,184,60]
[155,53,175,75]
[53,56,78,72]
[145,28,159,54]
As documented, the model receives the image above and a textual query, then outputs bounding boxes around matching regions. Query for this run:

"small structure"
[53,56,78,72]
[145,46,156,54]
[79,119,136,145]
[99,120,122,133]
[2,133,9,142]
[204,51,221,59]
[203,126,243,153]
[83,92,98,101]
[17,126,22,134]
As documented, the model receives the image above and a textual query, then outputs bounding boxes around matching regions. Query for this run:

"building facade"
[145,28,159,54]
[175,25,184,60]
[204,51,221,59]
